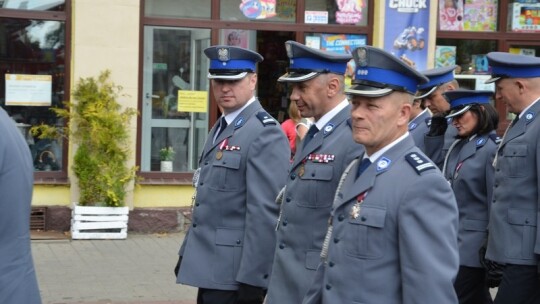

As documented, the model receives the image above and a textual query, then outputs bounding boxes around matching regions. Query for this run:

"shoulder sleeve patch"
[405,152,436,175]
[256,112,277,126]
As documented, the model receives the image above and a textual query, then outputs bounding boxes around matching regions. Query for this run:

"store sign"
[383,0,430,70]
[178,90,208,113]
[305,11,328,24]
[5,74,52,106]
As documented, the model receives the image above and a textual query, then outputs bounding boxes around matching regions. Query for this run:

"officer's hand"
[173,256,182,277]
[427,116,448,137]
[479,242,504,288]
[236,283,266,304]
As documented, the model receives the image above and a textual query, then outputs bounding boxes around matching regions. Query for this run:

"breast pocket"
[210,152,242,191]
[500,144,528,177]
[296,163,334,208]
[345,205,387,259]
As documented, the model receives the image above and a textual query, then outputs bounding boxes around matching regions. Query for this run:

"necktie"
[214,117,228,143]
[356,158,372,179]
[303,125,319,148]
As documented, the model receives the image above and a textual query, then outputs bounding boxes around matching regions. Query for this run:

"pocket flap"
[305,250,321,270]
[348,206,386,228]
[508,209,536,226]
[215,227,244,246]
[301,164,333,181]
[214,153,241,169]
[463,219,488,231]
[504,144,527,157]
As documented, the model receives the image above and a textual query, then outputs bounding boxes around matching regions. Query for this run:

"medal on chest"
[350,192,367,219]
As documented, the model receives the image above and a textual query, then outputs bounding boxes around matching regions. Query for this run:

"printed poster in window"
[463,0,497,32]
[439,0,464,31]
[221,29,249,48]
[335,0,366,24]
[318,34,366,87]
[239,0,276,19]
[435,45,456,68]
[384,1,430,71]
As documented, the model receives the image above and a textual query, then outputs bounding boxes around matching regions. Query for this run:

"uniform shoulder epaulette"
[256,112,277,126]
[489,133,501,144]
[405,152,436,175]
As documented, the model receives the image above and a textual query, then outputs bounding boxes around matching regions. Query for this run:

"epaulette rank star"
[256,112,276,126]
[405,152,435,175]
[307,154,335,163]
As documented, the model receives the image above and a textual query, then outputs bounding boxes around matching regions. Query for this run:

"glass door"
[142,26,210,172]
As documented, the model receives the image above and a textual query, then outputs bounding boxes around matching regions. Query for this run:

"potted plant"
[31,70,138,239]
[159,146,175,172]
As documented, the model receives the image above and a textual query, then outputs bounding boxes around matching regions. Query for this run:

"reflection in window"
[144,0,211,19]
[436,39,496,75]
[0,18,66,172]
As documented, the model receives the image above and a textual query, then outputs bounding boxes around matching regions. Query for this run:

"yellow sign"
[178,90,208,113]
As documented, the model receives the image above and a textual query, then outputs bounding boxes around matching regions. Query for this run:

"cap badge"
[356,47,368,67]
[218,48,230,62]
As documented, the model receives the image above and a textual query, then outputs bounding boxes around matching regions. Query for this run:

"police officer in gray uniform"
[442,90,499,304]
[0,107,42,304]
[265,41,364,304]
[485,52,540,304]
[303,46,459,304]
[175,46,290,304]
[417,65,459,168]
[408,97,431,151]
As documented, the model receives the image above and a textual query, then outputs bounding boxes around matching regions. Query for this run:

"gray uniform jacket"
[177,100,290,290]
[265,105,364,304]
[487,100,540,266]
[303,136,459,304]
[0,108,42,304]
[425,121,458,169]
[444,133,498,267]
[408,109,431,152]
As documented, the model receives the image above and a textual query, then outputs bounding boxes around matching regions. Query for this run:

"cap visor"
[484,76,500,84]
[346,84,394,97]
[446,105,471,119]
[208,72,248,80]
[278,71,319,82]
[415,86,437,99]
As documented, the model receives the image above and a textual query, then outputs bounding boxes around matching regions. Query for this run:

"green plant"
[31,70,138,207]
[159,146,176,161]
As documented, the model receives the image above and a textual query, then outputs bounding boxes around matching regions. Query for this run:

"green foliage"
[30,70,138,207]
[159,146,176,161]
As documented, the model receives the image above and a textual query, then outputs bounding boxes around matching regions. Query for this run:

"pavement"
[31,231,197,304]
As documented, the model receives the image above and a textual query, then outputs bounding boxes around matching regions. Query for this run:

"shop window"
[141,26,210,173]
[0,0,65,11]
[221,0,296,23]
[0,17,66,172]
[305,0,368,26]
[438,0,498,32]
[144,0,211,19]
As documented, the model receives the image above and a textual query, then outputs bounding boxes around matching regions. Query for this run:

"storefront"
[0,0,537,231]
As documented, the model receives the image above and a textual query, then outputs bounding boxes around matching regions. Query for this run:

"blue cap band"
[290,57,347,74]
[491,65,540,79]
[209,59,256,72]
[419,71,454,90]
[450,95,490,108]
[356,66,418,93]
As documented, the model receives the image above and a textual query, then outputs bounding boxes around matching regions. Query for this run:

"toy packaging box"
[463,0,498,32]
[435,45,457,67]
[508,2,540,32]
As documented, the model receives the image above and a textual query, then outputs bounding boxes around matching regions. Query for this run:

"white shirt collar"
[365,132,409,163]
[222,96,256,124]
[313,99,349,130]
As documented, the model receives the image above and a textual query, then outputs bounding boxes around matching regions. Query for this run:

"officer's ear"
[326,75,341,97]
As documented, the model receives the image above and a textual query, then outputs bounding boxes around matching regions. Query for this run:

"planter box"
[71,203,129,239]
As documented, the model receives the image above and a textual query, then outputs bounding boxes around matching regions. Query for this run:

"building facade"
[0,0,537,231]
